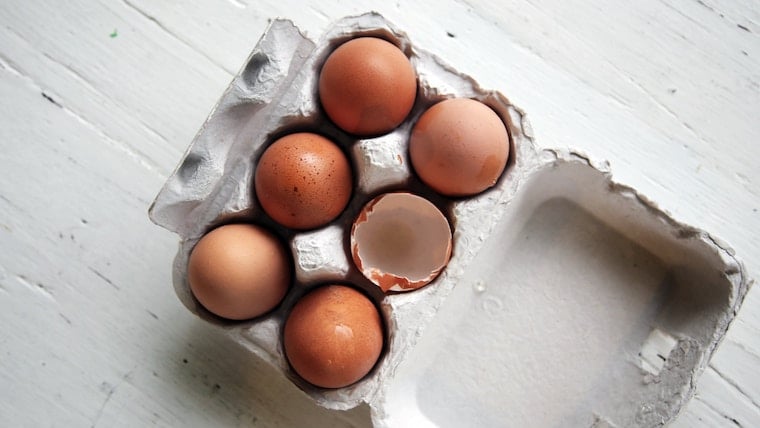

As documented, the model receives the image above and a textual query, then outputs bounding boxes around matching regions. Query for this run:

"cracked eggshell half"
[351,192,452,293]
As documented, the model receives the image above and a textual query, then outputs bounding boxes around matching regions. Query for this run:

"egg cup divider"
[148,12,751,427]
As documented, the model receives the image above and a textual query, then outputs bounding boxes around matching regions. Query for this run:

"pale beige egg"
[410,98,509,196]
[187,223,291,320]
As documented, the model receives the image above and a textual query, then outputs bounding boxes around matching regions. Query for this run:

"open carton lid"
[148,12,751,427]
[374,147,749,427]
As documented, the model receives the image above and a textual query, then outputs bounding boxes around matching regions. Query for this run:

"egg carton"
[148,12,751,428]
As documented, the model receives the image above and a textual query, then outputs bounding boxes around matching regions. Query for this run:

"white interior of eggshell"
[351,192,452,292]
[148,12,750,427]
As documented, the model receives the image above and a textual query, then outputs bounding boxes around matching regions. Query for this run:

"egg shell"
[255,132,353,230]
[283,285,384,389]
[351,192,452,293]
[319,37,417,136]
[149,12,751,427]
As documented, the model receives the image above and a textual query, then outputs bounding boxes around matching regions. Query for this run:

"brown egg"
[254,133,352,230]
[409,98,510,196]
[283,285,384,389]
[187,223,291,320]
[319,37,417,136]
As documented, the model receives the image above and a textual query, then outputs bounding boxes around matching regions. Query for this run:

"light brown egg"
[187,223,291,320]
[283,285,384,389]
[409,98,510,196]
[254,132,352,230]
[351,192,452,293]
[319,37,417,136]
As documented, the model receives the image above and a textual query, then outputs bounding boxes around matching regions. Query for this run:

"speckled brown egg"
[187,223,291,320]
[409,98,510,196]
[283,285,384,389]
[254,132,352,230]
[319,37,417,136]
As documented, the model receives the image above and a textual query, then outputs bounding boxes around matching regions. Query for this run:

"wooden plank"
[0,60,369,428]
[710,339,760,411]
[689,367,760,427]
[455,0,760,272]
[0,0,758,426]
[670,396,740,428]
[0,0,234,174]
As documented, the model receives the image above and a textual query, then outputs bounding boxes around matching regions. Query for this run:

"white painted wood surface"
[0,1,757,426]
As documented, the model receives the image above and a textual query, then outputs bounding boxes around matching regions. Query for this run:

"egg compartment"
[148,11,750,427]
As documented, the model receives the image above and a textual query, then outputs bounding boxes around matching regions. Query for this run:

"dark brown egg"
[254,132,352,230]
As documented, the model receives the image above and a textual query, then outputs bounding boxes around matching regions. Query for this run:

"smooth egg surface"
[254,132,352,230]
[284,285,384,389]
[319,37,417,136]
[409,98,509,196]
[187,223,291,320]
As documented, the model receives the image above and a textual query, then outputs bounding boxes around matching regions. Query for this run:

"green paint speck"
[110,29,118,38]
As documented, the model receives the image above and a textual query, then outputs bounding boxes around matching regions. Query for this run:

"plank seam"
[709,362,760,413]
[121,0,235,76]
[0,53,165,176]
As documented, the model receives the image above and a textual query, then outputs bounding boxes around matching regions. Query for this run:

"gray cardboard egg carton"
[149,12,751,428]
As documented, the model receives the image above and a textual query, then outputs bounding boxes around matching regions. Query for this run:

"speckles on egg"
[254,132,353,230]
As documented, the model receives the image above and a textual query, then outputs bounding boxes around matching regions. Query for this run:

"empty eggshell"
[350,192,452,293]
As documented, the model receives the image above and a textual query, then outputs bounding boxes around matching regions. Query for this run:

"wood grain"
[0,0,757,426]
